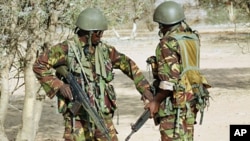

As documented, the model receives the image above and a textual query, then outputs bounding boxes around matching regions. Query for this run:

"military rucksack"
[171,32,210,121]
[147,32,211,124]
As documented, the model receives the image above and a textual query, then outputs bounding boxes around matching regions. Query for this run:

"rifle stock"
[56,66,111,141]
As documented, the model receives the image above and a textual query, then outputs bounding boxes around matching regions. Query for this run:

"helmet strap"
[158,30,164,38]
[88,31,93,47]
[74,27,80,34]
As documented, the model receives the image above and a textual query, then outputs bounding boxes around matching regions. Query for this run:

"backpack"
[170,32,211,124]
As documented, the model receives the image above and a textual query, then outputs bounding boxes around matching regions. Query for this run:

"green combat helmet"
[76,8,108,31]
[153,1,185,25]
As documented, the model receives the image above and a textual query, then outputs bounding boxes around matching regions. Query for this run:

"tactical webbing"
[67,37,95,107]
[68,36,93,82]
[192,84,208,125]
[95,44,107,79]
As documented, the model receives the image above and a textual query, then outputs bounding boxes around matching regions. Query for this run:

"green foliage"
[99,0,129,26]
[198,0,250,24]
[94,0,153,27]
[205,7,250,24]
[0,0,154,72]
[234,8,250,23]
[205,7,230,24]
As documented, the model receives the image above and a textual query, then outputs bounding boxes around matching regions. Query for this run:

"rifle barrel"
[125,109,151,140]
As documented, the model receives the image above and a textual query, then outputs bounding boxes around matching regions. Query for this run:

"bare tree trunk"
[0,49,16,140]
[130,17,139,39]
[16,0,42,139]
[0,58,11,141]
[16,40,38,141]
[16,1,65,140]
[145,0,155,31]
[17,39,41,141]
[0,1,18,138]
[112,26,121,39]
[33,87,46,133]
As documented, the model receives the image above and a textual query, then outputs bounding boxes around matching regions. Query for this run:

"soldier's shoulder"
[160,36,178,47]
[49,40,70,53]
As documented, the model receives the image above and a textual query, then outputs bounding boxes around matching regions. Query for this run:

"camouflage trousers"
[159,105,198,141]
[63,114,118,141]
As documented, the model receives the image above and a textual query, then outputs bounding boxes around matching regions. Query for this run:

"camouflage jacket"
[33,35,152,115]
[156,29,182,87]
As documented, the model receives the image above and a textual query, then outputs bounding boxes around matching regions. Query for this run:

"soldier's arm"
[156,37,181,91]
[108,46,153,101]
[33,43,68,99]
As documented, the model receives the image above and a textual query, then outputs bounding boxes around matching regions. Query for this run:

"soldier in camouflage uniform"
[145,1,211,141]
[33,8,153,141]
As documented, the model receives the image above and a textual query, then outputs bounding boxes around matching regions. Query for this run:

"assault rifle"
[125,109,151,141]
[56,66,111,141]
[125,84,159,141]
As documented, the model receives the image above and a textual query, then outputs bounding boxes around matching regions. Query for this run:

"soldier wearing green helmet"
[75,8,108,31]
[145,1,211,141]
[153,1,185,25]
[33,7,154,141]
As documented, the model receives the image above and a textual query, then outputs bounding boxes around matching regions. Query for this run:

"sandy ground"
[5,27,250,141]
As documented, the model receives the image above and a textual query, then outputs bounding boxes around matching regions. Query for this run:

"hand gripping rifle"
[125,79,159,141]
[56,66,111,141]
[125,109,151,141]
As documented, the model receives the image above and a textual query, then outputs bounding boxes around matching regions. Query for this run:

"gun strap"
[99,78,108,113]
[176,108,180,133]
[68,39,92,84]
[71,40,98,105]
[95,44,107,79]
[116,107,119,125]
[72,116,75,132]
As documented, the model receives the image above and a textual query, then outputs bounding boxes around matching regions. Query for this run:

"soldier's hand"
[143,99,150,105]
[142,89,154,102]
[59,84,73,101]
[144,100,160,118]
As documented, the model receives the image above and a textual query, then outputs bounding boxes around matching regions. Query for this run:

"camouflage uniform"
[149,28,211,141]
[33,9,153,141]
[146,1,211,141]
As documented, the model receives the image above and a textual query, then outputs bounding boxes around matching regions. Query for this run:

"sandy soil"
[5,27,250,141]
